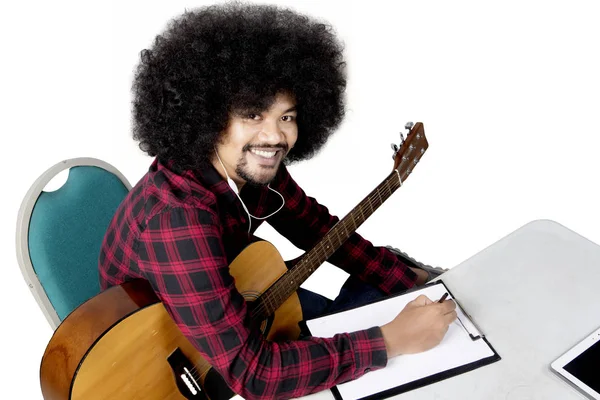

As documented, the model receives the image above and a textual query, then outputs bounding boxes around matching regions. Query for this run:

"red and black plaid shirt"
[99,158,417,399]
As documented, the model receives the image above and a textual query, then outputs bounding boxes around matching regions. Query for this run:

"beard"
[235,158,279,187]
[235,144,288,186]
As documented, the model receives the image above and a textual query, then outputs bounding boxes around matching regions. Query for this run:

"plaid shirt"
[99,158,417,399]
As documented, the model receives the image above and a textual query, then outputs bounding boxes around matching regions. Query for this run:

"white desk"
[300,219,600,400]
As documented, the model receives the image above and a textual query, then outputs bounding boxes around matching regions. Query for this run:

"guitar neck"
[254,169,403,318]
[251,122,428,320]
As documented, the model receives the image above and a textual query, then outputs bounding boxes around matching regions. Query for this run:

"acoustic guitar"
[39,122,429,400]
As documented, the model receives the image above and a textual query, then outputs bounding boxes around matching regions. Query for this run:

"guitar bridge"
[167,348,236,400]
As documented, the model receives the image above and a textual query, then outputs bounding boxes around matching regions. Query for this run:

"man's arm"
[267,166,419,294]
[137,207,388,400]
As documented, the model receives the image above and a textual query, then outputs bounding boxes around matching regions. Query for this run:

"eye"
[281,115,296,122]
[245,113,261,120]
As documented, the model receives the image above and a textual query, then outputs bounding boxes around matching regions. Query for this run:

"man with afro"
[99,2,455,399]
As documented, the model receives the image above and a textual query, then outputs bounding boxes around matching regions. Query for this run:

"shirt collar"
[158,157,239,206]
[156,157,286,219]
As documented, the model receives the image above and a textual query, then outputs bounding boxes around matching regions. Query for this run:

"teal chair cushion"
[28,166,129,320]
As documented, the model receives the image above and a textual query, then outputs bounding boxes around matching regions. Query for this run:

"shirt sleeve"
[137,206,388,400]
[267,166,418,295]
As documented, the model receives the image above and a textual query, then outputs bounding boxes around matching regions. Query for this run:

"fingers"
[438,299,456,314]
[443,310,458,324]
[410,294,433,307]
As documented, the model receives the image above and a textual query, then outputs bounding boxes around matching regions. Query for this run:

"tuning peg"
[400,133,405,145]
[405,122,414,130]
[391,143,399,159]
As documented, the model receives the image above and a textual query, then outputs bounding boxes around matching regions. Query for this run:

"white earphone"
[214,147,285,233]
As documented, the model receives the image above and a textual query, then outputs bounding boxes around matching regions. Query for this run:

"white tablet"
[551,326,600,400]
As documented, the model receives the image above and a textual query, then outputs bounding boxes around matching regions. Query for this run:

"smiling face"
[212,91,298,190]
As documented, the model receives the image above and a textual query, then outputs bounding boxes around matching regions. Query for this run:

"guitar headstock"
[391,122,428,181]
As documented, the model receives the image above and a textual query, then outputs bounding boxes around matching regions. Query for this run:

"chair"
[16,157,132,329]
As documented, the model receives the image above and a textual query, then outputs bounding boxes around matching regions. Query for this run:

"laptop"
[551,326,600,399]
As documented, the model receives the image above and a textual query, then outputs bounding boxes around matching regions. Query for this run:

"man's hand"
[410,267,429,286]
[380,295,457,357]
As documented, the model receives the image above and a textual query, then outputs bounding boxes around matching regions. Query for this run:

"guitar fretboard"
[251,169,404,320]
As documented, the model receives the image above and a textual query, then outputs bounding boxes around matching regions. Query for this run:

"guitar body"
[40,240,302,400]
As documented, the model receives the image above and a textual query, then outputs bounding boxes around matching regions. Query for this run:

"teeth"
[250,149,277,158]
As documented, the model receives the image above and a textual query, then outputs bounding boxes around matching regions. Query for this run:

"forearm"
[199,325,388,399]
[267,169,418,294]
[327,232,418,294]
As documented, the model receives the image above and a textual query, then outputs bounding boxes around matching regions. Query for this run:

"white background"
[1,0,599,398]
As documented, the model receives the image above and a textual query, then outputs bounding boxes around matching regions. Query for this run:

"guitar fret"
[359,202,367,225]
[313,242,325,269]
[258,171,407,318]
[361,200,368,222]
[370,191,376,213]
[250,123,428,326]
[268,290,276,315]
[335,225,342,253]
[364,196,371,216]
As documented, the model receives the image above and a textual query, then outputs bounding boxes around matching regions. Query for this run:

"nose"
[257,118,285,144]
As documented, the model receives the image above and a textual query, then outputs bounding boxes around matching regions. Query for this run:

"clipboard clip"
[451,296,486,340]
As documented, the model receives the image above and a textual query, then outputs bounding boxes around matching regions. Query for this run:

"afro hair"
[131,1,348,171]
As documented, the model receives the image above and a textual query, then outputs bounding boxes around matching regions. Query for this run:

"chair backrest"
[16,158,132,329]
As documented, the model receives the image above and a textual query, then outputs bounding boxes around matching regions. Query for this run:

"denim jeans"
[297,275,388,323]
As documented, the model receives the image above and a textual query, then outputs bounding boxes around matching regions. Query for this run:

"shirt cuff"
[348,326,388,379]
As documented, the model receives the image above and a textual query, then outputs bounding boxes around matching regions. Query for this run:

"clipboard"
[299,280,501,400]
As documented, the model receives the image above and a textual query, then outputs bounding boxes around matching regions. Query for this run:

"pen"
[438,292,449,303]
[436,292,476,337]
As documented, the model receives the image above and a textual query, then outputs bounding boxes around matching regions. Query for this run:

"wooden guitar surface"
[41,241,300,400]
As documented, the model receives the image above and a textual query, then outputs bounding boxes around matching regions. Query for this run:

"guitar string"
[185,157,415,381]
[184,165,407,381]
[251,174,395,317]
[280,171,400,299]
[252,165,405,318]
[250,161,409,319]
